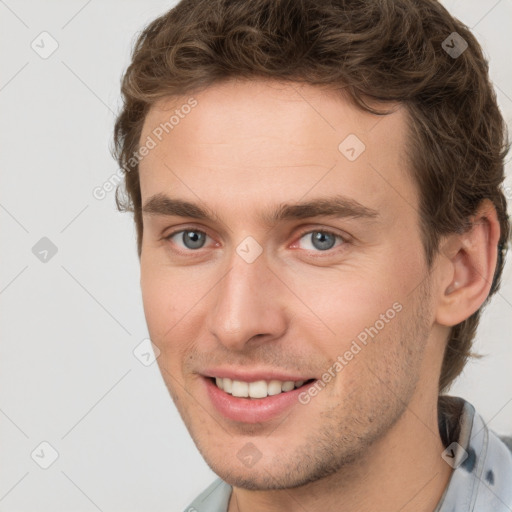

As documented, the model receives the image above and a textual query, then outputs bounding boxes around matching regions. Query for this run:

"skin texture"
[138,79,500,512]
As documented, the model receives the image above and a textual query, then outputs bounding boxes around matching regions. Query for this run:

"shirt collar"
[186,396,512,512]
[434,395,512,511]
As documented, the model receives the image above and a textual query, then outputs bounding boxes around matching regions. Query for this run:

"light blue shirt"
[185,396,512,512]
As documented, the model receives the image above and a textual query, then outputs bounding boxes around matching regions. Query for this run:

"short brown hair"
[113,0,510,393]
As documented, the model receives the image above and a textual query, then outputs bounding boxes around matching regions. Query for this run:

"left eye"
[166,229,211,250]
[296,230,345,252]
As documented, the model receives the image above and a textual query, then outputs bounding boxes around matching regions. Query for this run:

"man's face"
[138,80,440,489]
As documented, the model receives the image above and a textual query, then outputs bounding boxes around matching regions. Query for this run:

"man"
[113,0,512,510]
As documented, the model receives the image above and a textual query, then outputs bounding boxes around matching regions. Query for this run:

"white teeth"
[214,377,309,398]
[223,377,232,393]
[282,381,295,392]
[231,380,249,398]
[267,380,283,396]
[248,380,267,398]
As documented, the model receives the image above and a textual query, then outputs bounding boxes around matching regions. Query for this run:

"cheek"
[140,272,161,325]
[140,261,209,361]
[283,264,404,355]
[140,261,179,342]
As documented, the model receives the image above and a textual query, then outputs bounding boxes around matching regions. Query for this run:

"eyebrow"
[142,193,380,226]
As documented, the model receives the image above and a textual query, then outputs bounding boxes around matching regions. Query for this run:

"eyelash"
[163,226,349,256]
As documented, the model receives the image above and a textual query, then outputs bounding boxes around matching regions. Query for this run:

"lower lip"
[203,377,315,424]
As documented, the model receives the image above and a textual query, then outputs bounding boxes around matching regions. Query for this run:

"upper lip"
[201,367,316,383]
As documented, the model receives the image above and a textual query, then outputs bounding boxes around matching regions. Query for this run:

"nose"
[206,246,288,351]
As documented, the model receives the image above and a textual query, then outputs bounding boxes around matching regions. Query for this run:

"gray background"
[0,0,511,510]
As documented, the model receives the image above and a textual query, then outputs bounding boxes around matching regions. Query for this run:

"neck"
[228,391,453,512]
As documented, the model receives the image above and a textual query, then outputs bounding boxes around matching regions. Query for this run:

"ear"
[435,199,501,327]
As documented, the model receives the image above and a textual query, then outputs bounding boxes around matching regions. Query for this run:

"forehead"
[138,79,417,227]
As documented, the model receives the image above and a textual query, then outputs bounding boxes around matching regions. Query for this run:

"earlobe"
[435,199,501,327]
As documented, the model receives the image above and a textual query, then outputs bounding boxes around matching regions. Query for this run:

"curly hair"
[112,0,510,393]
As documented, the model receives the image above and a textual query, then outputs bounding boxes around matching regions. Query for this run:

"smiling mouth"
[209,377,316,399]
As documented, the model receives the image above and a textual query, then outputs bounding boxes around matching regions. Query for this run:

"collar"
[434,395,512,511]
[185,396,512,512]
